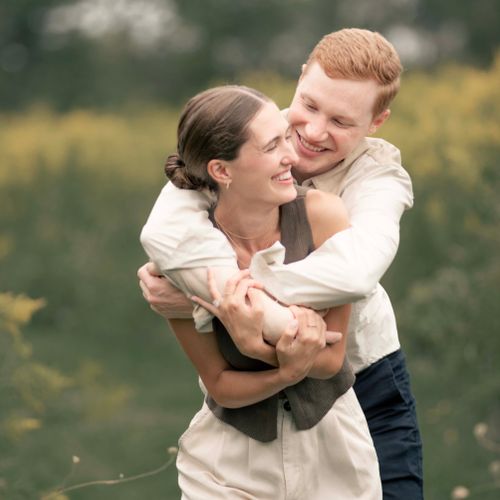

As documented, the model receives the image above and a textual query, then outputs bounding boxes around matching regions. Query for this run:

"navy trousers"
[353,349,424,500]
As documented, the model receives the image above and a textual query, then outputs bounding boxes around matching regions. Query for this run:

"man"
[139,28,423,499]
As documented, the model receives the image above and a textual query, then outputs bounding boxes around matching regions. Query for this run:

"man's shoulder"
[335,138,413,207]
[346,137,410,183]
[354,137,402,169]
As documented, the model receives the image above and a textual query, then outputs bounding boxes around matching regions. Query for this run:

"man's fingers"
[191,295,218,316]
[137,262,162,280]
[233,279,264,302]
[139,279,149,297]
[137,263,148,280]
[325,331,343,344]
[223,269,251,296]
[206,268,222,302]
[146,261,162,276]
[246,286,264,306]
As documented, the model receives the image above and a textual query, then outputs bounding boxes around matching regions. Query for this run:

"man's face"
[288,62,389,182]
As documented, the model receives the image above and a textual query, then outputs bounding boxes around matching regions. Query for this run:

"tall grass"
[1,57,499,499]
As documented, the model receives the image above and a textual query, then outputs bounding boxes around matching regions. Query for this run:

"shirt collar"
[301,138,371,190]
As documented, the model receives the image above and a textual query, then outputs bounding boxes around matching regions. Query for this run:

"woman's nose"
[283,142,299,165]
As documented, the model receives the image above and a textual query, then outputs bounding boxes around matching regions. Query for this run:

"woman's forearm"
[168,318,296,409]
[208,367,291,408]
[305,304,351,379]
[306,345,345,379]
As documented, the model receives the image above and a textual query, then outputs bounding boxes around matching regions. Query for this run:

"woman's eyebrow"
[262,125,292,149]
[262,135,280,149]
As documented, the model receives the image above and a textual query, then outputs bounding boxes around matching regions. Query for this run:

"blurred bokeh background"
[1,1,499,499]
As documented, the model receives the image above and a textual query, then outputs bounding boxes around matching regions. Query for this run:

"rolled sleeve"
[250,151,414,308]
[140,182,237,273]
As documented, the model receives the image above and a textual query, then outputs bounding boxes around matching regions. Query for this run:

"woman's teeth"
[273,171,292,181]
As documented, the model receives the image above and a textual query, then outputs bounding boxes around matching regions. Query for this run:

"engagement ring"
[212,299,221,308]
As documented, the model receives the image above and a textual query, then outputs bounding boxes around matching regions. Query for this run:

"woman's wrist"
[242,338,278,366]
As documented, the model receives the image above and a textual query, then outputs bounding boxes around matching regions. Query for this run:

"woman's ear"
[207,159,232,187]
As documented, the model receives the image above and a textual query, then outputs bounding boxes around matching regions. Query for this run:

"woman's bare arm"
[168,318,322,409]
[301,189,352,379]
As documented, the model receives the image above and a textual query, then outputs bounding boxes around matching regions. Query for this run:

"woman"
[161,85,381,499]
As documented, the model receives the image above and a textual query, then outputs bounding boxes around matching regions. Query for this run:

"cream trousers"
[177,388,382,500]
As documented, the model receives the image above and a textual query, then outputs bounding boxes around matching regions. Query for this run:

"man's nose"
[304,119,328,142]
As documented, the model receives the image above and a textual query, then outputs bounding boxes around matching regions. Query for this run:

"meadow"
[1,57,499,499]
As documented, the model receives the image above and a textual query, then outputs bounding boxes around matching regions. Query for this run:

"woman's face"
[227,101,299,207]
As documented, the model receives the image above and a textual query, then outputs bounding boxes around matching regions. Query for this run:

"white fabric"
[140,137,413,372]
[177,390,382,500]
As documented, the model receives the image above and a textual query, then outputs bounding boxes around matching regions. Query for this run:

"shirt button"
[283,400,291,411]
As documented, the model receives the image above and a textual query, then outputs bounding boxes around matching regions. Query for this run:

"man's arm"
[250,161,413,308]
[140,182,298,335]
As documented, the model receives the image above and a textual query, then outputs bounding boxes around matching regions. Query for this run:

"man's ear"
[369,109,391,135]
[207,159,232,186]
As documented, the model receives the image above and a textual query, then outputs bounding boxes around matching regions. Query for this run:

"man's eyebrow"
[301,91,356,122]
[304,93,355,122]
[300,91,315,102]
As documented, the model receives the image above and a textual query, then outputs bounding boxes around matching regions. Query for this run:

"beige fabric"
[177,389,382,500]
[140,137,413,372]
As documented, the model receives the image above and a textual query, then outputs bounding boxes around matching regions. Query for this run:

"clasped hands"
[137,263,339,381]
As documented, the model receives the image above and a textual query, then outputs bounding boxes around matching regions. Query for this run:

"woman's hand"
[191,269,277,364]
[275,305,327,384]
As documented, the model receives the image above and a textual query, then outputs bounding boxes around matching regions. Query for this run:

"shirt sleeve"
[139,183,295,336]
[249,161,414,308]
[140,182,237,273]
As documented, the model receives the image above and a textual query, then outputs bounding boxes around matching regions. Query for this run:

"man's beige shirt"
[141,137,413,373]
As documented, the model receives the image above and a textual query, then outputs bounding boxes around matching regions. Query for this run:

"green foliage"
[1,0,499,112]
[1,293,53,439]
[0,58,498,498]
[0,290,138,498]
[378,55,500,499]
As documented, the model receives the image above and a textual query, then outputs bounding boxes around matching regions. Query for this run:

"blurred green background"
[1,1,499,499]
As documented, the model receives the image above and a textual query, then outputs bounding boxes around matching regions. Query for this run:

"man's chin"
[294,159,331,181]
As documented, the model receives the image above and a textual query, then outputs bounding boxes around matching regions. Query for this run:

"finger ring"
[212,299,221,308]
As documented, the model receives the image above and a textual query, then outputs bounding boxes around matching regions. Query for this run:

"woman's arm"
[303,304,351,379]
[300,189,352,379]
[168,318,322,409]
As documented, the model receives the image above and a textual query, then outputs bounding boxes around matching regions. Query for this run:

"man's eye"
[333,119,349,128]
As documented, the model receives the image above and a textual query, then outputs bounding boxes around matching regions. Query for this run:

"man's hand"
[137,262,193,319]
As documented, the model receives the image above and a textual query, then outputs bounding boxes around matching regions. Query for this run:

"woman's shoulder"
[303,189,350,248]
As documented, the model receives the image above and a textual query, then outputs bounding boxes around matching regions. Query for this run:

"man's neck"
[293,159,344,185]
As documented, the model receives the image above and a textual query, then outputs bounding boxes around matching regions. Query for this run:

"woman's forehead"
[248,102,288,145]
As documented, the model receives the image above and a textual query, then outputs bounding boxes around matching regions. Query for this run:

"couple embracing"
[139,28,422,500]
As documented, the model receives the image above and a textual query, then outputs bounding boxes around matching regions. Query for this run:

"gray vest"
[207,189,355,442]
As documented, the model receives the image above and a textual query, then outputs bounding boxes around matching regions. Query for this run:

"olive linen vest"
[207,189,355,442]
